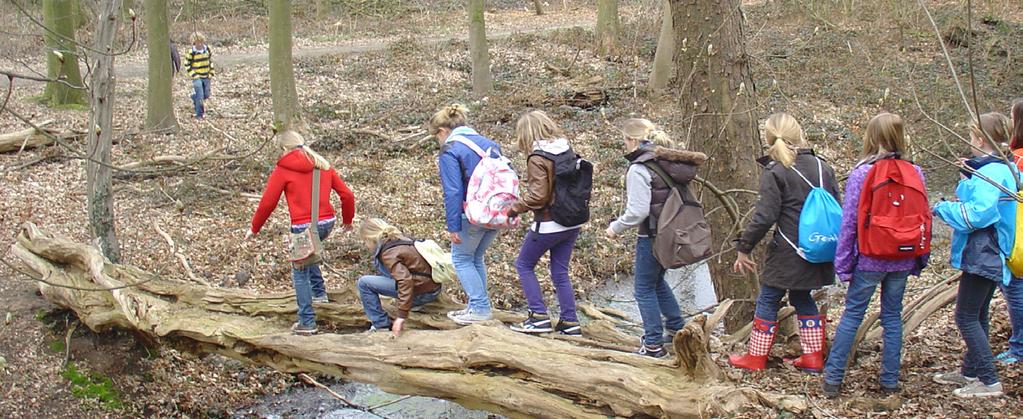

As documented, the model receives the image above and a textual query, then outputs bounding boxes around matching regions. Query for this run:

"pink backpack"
[452,137,521,229]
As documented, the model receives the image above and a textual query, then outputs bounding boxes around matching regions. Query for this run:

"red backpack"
[857,157,931,259]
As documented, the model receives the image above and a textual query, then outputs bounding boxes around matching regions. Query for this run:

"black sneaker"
[880,384,900,396]
[555,320,582,336]
[665,329,680,345]
[509,312,553,333]
[637,344,667,358]
[291,322,318,336]
[822,381,841,398]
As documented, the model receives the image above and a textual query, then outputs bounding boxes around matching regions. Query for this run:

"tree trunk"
[315,0,328,21]
[531,0,544,15]
[144,0,178,132]
[86,0,123,263]
[649,0,674,91]
[595,0,619,56]
[670,0,760,332]
[12,223,808,419]
[468,0,493,96]
[43,0,87,106]
[268,0,300,130]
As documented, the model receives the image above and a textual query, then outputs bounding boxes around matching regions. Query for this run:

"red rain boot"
[786,314,826,373]
[728,317,778,371]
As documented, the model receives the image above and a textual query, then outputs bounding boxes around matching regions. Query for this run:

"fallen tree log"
[0,120,83,153]
[9,223,806,418]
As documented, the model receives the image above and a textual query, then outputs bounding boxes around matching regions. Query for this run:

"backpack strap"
[310,169,321,247]
[451,136,489,159]
[789,156,825,188]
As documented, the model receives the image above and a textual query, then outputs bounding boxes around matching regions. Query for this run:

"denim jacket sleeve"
[438,149,465,233]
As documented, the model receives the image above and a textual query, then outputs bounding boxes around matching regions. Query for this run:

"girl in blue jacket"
[429,104,503,326]
[932,112,1015,398]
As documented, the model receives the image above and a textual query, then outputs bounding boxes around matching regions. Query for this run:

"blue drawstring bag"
[779,158,842,263]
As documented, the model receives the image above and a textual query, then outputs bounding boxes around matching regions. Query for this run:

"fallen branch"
[298,373,367,411]
[0,120,83,153]
[152,222,209,287]
[11,223,807,418]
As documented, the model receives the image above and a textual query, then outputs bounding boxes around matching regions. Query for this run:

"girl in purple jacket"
[821,113,928,397]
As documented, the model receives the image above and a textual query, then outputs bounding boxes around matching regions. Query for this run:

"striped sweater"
[184,46,214,79]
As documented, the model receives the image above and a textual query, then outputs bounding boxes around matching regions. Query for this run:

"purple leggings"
[514,228,580,322]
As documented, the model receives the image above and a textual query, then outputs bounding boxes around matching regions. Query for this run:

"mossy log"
[10,223,806,418]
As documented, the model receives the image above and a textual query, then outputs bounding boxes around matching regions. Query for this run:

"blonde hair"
[863,113,908,157]
[516,110,564,152]
[190,32,206,43]
[358,218,406,250]
[764,113,805,168]
[621,118,675,148]
[429,103,469,135]
[276,130,331,170]
[970,112,1011,151]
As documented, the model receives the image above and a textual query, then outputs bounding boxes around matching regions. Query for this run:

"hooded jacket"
[374,240,442,319]
[509,138,580,233]
[437,126,502,233]
[933,155,1019,285]
[610,142,706,237]
[737,149,839,290]
[250,149,356,234]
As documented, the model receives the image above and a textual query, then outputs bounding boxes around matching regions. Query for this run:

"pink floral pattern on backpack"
[454,137,521,229]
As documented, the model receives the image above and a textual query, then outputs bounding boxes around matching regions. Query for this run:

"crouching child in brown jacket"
[357,218,444,337]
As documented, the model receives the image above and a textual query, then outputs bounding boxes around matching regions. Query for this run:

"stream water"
[237,264,716,418]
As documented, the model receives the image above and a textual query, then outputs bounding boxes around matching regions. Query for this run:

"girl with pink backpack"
[430,104,507,325]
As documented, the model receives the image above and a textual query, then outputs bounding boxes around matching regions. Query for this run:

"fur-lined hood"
[627,143,708,166]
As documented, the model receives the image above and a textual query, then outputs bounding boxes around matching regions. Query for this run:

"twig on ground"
[367,395,413,412]
[153,222,209,286]
[62,320,78,368]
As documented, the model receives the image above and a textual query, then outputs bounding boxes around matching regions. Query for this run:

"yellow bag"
[1007,192,1023,278]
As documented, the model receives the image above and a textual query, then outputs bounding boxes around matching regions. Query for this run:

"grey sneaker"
[312,295,329,304]
[822,381,841,398]
[665,329,680,345]
[933,372,979,386]
[953,381,1003,398]
[291,322,318,336]
[365,325,389,334]
[449,309,493,325]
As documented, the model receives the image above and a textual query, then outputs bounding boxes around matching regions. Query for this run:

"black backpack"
[530,149,593,229]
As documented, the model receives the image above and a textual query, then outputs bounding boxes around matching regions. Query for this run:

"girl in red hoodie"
[246,130,356,335]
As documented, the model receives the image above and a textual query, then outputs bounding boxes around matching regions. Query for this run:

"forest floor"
[1,0,1023,417]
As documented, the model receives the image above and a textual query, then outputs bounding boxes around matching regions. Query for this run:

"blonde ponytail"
[429,103,470,135]
[621,118,676,148]
[358,218,407,250]
[276,130,332,170]
[763,113,804,168]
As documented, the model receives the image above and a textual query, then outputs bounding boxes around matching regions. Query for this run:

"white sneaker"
[449,309,493,325]
[953,381,1003,398]
[446,308,470,320]
[933,372,979,386]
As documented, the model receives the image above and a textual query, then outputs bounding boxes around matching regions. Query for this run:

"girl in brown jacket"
[507,111,584,336]
[357,218,443,337]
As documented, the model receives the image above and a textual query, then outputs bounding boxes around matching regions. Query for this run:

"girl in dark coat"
[729,113,839,372]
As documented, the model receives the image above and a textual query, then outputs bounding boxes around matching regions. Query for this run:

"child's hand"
[244,230,254,241]
[605,226,617,239]
[392,318,405,337]
[733,252,757,275]
[448,232,462,245]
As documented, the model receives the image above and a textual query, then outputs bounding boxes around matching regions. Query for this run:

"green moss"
[60,363,123,410]
[48,339,66,353]
[50,102,90,111]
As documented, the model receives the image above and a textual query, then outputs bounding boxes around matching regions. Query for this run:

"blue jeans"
[754,284,819,321]
[999,278,1023,357]
[635,236,684,346]
[357,275,443,329]
[957,273,999,385]
[290,221,334,327]
[191,77,211,117]
[451,215,499,314]
[824,270,909,388]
